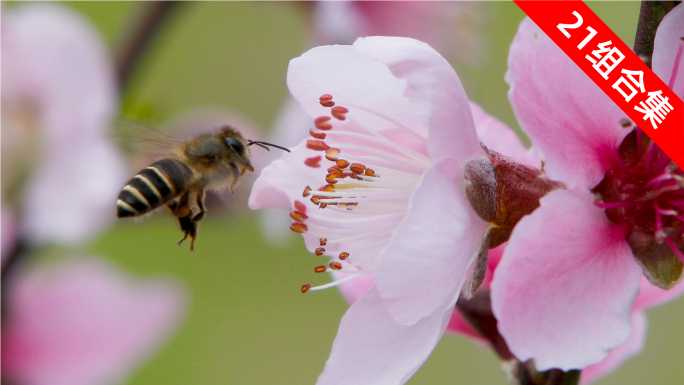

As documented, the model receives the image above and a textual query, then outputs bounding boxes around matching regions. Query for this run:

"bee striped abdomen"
[117,158,193,218]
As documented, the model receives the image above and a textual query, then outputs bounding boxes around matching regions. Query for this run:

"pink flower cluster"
[250,4,684,384]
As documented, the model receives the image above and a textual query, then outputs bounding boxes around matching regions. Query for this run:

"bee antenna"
[247,140,291,152]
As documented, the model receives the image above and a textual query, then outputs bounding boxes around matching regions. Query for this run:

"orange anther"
[290,222,308,233]
[327,167,343,177]
[290,210,308,222]
[321,184,335,192]
[319,202,328,209]
[315,116,333,131]
[303,186,312,197]
[301,284,311,293]
[304,156,322,168]
[309,129,326,140]
[365,168,376,176]
[311,196,321,205]
[306,139,330,151]
[314,266,327,273]
[319,238,327,246]
[325,173,338,184]
[294,200,307,213]
[336,159,350,168]
[329,261,343,270]
[339,252,349,260]
[325,148,341,161]
[331,106,349,121]
[349,163,366,173]
[315,247,325,256]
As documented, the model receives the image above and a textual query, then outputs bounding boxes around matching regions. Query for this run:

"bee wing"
[114,119,182,159]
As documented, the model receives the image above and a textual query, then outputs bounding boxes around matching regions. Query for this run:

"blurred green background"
[14,1,683,384]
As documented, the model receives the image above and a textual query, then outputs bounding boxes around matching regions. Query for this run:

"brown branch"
[633,1,679,68]
[115,1,185,91]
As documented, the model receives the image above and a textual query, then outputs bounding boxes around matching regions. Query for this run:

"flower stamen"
[295,94,432,293]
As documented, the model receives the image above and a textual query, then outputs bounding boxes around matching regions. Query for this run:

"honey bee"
[116,125,289,250]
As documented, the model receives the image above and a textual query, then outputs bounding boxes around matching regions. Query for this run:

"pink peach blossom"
[1,4,127,245]
[250,36,492,384]
[491,6,684,372]
[262,2,484,245]
[1,258,187,385]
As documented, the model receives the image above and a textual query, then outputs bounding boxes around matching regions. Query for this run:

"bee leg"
[169,191,192,218]
[177,215,198,251]
[191,189,206,223]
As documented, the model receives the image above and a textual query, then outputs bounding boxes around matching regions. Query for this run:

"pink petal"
[21,139,127,245]
[491,188,642,371]
[353,36,481,164]
[652,2,684,98]
[317,287,452,385]
[633,275,684,312]
[331,270,376,305]
[2,4,117,139]
[2,258,187,385]
[506,18,630,190]
[257,99,317,243]
[470,102,539,166]
[580,312,647,385]
[287,42,427,140]
[581,278,684,384]
[374,157,489,325]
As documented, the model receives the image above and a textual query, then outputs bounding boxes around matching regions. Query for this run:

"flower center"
[592,127,684,288]
[291,94,431,293]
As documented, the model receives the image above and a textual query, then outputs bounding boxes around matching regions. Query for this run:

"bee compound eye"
[224,136,245,155]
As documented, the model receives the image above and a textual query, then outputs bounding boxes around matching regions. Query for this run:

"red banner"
[515,0,683,169]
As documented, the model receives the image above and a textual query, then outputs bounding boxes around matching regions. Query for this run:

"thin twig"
[115,1,185,91]
[2,238,28,323]
[633,1,679,68]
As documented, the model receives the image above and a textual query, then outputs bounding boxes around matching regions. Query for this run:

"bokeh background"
[3,1,682,384]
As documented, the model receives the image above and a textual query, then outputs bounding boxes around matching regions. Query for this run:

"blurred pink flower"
[1,4,127,245]
[1,257,187,385]
[310,1,483,64]
[491,6,684,372]
[250,36,491,384]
